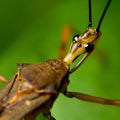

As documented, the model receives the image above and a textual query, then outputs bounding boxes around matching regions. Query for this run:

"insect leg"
[0,75,17,100]
[64,91,120,106]
[59,25,72,59]
[59,25,82,59]
[44,111,55,120]
[0,75,8,83]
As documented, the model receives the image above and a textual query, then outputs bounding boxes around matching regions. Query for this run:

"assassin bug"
[0,0,120,120]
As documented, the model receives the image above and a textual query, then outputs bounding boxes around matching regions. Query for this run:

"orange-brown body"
[0,59,69,120]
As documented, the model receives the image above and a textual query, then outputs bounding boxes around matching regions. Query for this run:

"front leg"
[64,91,120,106]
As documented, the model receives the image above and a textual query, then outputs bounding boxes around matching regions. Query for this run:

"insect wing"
[0,75,52,120]
[0,94,51,120]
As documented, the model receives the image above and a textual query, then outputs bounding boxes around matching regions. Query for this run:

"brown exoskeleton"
[0,0,120,120]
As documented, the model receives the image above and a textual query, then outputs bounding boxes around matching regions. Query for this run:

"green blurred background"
[0,0,120,120]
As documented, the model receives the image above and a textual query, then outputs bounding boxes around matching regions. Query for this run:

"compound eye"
[72,34,79,42]
[85,43,94,52]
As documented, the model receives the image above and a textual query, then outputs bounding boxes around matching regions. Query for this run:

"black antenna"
[88,0,92,28]
[96,0,112,31]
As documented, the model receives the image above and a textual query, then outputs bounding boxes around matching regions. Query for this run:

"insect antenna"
[96,0,112,31]
[64,0,112,74]
[68,0,93,74]
[88,0,92,28]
